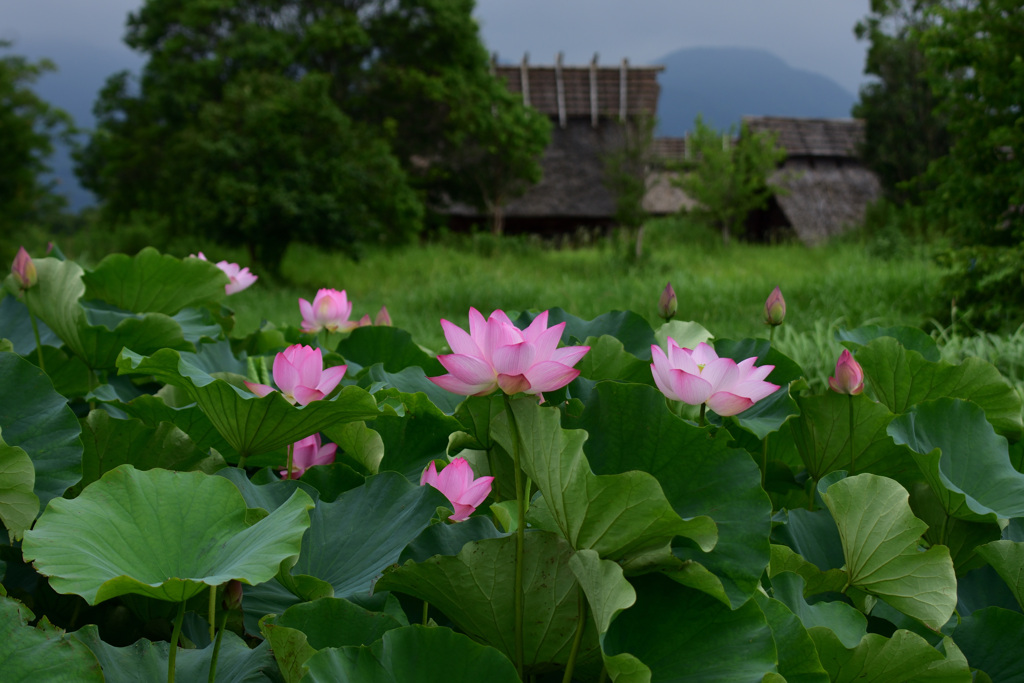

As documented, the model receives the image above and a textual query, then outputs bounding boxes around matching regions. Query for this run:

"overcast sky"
[3,0,872,96]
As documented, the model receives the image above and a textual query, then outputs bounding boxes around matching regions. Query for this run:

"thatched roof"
[745,116,863,158]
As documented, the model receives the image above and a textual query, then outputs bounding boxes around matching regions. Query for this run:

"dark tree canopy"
[77,0,549,270]
[0,41,74,233]
[853,0,949,204]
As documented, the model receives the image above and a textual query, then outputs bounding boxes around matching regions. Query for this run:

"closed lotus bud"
[222,580,243,611]
[764,287,785,326]
[658,282,677,321]
[375,306,391,327]
[11,247,37,290]
[828,349,864,395]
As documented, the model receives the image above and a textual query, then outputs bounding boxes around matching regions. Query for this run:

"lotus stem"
[28,307,45,372]
[761,434,768,490]
[208,585,216,642]
[562,589,588,683]
[207,603,229,683]
[769,324,775,345]
[848,394,855,475]
[422,600,429,626]
[168,600,186,683]
[699,403,706,427]
[286,442,294,480]
[236,454,248,469]
[598,666,608,683]
[503,393,526,679]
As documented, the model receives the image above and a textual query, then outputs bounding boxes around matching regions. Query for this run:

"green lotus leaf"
[261,597,404,683]
[22,465,314,604]
[907,481,1002,575]
[952,606,1024,682]
[791,392,912,481]
[957,565,1020,616]
[888,398,1024,522]
[770,571,867,649]
[603,574,778,683]
[399,515,505,564]
[322,421,384,475]
[975,541,1024,610]
[336,325,443,374]
[568,549,642,678]
[820,473,957,629]
[492,397,718,567]
[72,622,274,683]
[369,387,463,479]
[576,334,654,384]
[753,592,830,683]
[361,364,464,415]
[76,410,217,491]
[809,629,971,682]
[0,594,104,682]
[566,381,770,607]
[97,392,236,459]
[80,247,228,315]
[23,258,195,369]
[836,324,940,362]
[303,625,520,683]
[0,429,39,541]
[117,347,379,458]
[655,320,714,353]
[0,294,60,354]
[773,507,846,574]
[856,337,1022,437]
[516,308,656,359]
[241,472,445,629]
[376,531,600,674]
[0,351,83,508]
[726,383,800,440]
[768,545,848,597]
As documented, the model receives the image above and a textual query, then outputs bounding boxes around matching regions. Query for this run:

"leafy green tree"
[674,116,787,244]
[853,0,950,204]
[77,0,545,267]
[920,0,1024,245]
[603,115,656,258]
[0,41,74,234]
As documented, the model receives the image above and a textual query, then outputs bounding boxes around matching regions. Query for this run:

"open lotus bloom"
[420,457,494,522]
[829,349,865,395]
[280,433,337,479]
[189,252,257,294]
[651,339,779,416]
[299,288,358,333]
[244,344,347,405]
[428,308,590,396]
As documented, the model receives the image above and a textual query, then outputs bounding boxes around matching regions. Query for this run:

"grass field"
[213,218,982,390]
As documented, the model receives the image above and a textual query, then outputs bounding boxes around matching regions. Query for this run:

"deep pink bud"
[11,247,37,290]
[764,287,786,326]
[420,457,494,522]
[658,282,677,321]
[828,349,864,395]
[280,433,337,479]
[222,580,243,611]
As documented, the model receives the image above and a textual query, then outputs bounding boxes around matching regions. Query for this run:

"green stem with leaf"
[503,393,527,679]
[207,600,229,683]
[168,600,186,683]
[562,590,589,683]
[848,394,856,475]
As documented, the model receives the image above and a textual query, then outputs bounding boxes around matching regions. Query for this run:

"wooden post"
[555,52,567,129]
[619,58,628,122]
[590,53,599,128]
[520,53,531,107]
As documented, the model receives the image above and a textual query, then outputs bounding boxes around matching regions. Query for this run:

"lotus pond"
[0,246,1022,682]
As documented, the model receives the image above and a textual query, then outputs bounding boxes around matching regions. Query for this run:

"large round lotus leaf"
[117,347,379,458]
[22,465,314,604]
[303,625,520,683]
[0,351,83,508]
[515,308,656,359]
[0,429,39,541]
[0,594,104,682]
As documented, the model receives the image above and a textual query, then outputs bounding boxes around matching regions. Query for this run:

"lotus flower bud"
[764,287,785,326]
[11,247,37,290]
[222,580,243,611]
[375,306,391,327]
[658,282,677,321]
[828,349,864,395]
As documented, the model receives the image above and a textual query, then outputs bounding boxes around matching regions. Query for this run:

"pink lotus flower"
[299,289,358,333]
[11,247,37,290]
[764,287,786,326]
[244,344,347,405]
[280,433,337,479]
[189,252,258,294]
[651,340,779,416]
[829,349,864,395]
[420,457,494,522]
[428,308,590,396]
[374,306,391,327]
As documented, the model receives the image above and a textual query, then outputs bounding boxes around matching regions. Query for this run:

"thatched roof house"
[743,116,881,244]
[446,54,664,234]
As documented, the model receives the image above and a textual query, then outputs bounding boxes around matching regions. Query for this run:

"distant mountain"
[652,46,857,136]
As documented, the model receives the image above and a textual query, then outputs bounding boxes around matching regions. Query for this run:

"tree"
[674,116,787,244]
[603,115,657,258]
[853,1,950,204]
[0,41,74,233]
[77,0,546,267]
[919,0,1024,245]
